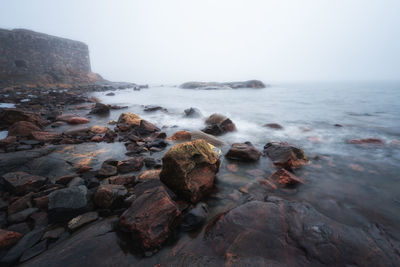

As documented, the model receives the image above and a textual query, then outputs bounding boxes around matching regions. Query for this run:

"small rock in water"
[264,123,283,130]
[184,107,202,118]
[263,142,309,170]
[268,169,305,186]
[348,138,384,145]
[225,142,261,162]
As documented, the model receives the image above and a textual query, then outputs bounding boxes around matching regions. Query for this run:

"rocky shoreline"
[0,83,399,267]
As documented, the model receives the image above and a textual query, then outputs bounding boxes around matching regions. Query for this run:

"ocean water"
[94,81,400,239]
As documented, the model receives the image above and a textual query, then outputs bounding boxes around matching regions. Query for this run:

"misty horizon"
[1,0,399,84]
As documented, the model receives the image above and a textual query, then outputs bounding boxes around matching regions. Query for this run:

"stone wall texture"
[0,29,96,85]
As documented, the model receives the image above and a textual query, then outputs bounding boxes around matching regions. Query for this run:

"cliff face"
[0,29,100,86]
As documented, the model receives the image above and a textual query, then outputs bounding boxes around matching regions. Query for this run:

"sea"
[92,81,400,240]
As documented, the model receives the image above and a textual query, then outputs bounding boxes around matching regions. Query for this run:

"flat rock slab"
[2,172,47,195]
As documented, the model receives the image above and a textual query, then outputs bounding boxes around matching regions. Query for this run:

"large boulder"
[205,198,400,266]
[7,121,41,137]
[119,180,181,251]
[0,108,46,128]
[48,185,88,222]
[167,130,192,142]
[263,142,309,170]
[117,112,142,127]
[202,114,236,136]
[2,172,47,195]
[160,139,221,203]
[225,142,261,161]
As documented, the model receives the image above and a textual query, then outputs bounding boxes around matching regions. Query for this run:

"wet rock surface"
[160,139,221,203]
[119,180,181,251]
[263,142,309,170]
[202,113,236,136]
[225,142,261,161]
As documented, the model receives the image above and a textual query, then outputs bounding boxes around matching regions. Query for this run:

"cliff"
[0,28,101,86]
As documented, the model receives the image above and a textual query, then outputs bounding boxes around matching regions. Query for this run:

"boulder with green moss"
[160,139,221,203]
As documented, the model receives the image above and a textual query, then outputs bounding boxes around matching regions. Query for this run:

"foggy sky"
[1,0,400,84]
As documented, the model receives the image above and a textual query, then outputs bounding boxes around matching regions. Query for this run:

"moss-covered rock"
[117,112,142,127]
[160,139,220,203]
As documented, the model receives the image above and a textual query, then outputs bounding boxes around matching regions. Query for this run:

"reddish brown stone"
[263,142,309,170]
[8,192,34,215]
[225,143,261,162]
[66,117,90,125]
[55,175,76,185]
[167,130,191,141]
[348,138,384,145]
[107,175,135,186]
[8,121,41,137]
[0,229,23,249]
[119,181,181,250]
[0,108,46,128]
[268,169,305,186]
[31,131,61,142]
[160,140,220,203]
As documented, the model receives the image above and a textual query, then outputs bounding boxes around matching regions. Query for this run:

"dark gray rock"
[90,103,110,115]
[184,107,202,118]
[48,185,88,223]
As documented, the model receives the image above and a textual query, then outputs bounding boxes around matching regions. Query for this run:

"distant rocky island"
[180,80,267,90]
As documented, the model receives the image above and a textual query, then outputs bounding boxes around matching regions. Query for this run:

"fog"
[1,0,399,84]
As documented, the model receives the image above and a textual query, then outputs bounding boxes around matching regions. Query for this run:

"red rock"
[268,169,305,186]
[90,126,109,134]
[31,131,61,142]
[264,123,283,129]
[91,135,103,142]
[0,108,46,128]
[167,130,191,141]
[0,229,23,249]
[263,142,309,170]
[2,172,47,195]
[66,117,90,125]
[107,175,135,185]
[56,114,77,122]
[348,138,384,145]
[119,181,181,250]
[76,165,92,174]
[225,142,261,161]
[0,136,17,146]
[160,140,220,203]
[8,121,41,137]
